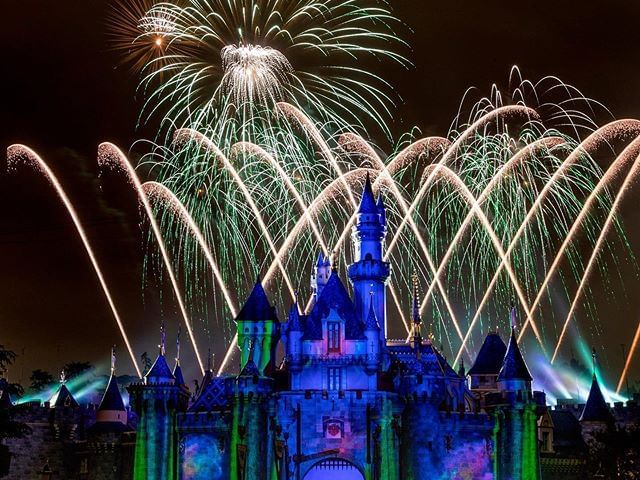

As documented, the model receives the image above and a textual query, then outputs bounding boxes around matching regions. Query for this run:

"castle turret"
[347,173,391,337]
[128,324,189,480]
[87,347,135,480]
[468,331,507,394]
[311,253,331,300]
[95,346,127,426]
[491,307,540,480]
[579,349,613,444]
[235,279,280,376]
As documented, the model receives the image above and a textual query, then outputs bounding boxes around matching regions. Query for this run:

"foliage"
[28,370,54,393]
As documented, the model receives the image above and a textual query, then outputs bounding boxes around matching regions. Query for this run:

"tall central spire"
[348,172,391,338]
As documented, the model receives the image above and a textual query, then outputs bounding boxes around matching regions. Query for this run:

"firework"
[110,0,409,144]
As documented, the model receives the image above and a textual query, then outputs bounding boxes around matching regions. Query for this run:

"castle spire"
[358,171,377,214]
[110,344,116,375]
[159,321,166,356]
[580,348,613,423]
[497,305,532,383]
[175,325,181,366]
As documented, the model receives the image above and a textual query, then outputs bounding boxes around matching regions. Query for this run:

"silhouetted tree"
[28,370,54,393]
[61,361,93,380]
[140,352,152,375]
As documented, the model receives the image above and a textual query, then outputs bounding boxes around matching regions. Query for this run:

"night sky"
[1,1,640,392]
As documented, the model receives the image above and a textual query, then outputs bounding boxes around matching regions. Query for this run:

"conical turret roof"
[173,363,186,387]
[52,384,79,408]
[580,375,613,423]
[497,328,532,382]
[98,375,125,412]
[145,354,175,384]
[287,302,303,332]
[468,333,507,375]
[357,172,378,214]
[236,279,278,322]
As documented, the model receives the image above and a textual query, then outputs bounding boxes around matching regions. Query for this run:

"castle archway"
[303,458,364,480]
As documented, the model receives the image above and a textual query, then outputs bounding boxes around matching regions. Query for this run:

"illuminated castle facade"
[128,174,546,480]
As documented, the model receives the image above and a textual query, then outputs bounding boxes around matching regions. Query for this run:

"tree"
[0,347,16,375]
[29,370,54,393]
[140,352,152,375]
[61,361,93,380]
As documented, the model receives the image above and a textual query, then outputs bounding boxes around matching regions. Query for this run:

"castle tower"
[95,346,127,426]
[579,349,613,444]
[492,307,540,480]
[230,345,275,480]
[87,347,135,480]
[235,279,280,376]
[128,325,190,480]
[311,253,331,301]
[347,173,391,337]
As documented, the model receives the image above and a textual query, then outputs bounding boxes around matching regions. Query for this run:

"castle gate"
[303,458,364,480]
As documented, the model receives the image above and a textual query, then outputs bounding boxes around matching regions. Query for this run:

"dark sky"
[1,0,640,394]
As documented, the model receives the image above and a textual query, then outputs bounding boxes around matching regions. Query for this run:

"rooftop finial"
[159,321,166,356]
[110,345,116,375]
[509,301,517,330]
[60,370,66,385]
[176,325,182,365]
[592,347,598,380]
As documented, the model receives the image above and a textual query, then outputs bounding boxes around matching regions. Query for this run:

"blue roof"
[286,302,303,332]
[468,333,507,376]
[580,375,613,423]
[145,354,175,384]
[304,271,365,340]
[98,375,125,412]
[173,363,186,387]
[358,172,378,215]
[236,280,278,322]
[239,358,260,377]
[497,329,532,382]
[53,384,79,408]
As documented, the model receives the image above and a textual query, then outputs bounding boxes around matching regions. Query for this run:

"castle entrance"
[303,458,364,480]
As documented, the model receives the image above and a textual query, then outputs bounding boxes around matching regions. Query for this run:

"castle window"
[328,367,341,391]
[327,322,340,353]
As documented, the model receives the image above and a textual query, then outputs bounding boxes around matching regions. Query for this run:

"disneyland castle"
[2,174,638,479]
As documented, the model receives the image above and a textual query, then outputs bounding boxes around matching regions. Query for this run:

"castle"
[2,174,638,479]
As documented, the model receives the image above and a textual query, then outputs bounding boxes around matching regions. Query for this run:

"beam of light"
[7,145,141,378]
[518,131,640,347]
[98,143,205,375]
[553,145,640,364]
[454,120,640,365]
